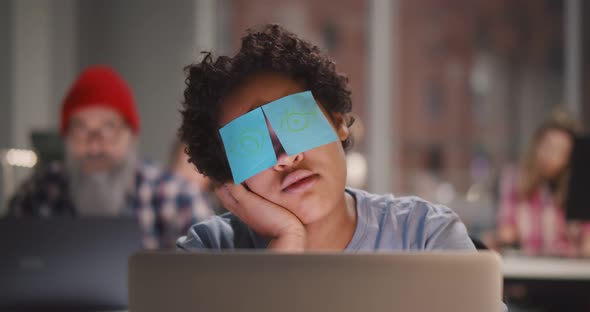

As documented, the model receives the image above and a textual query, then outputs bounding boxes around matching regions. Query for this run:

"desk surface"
[503,255,590,280]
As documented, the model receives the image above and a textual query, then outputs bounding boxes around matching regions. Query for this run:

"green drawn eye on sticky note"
[262,91,338,155]
[280,108,315,132]
[227,128,265,156]
[219,108,277,184]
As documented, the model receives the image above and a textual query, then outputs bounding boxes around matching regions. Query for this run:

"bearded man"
[8,65,213,249]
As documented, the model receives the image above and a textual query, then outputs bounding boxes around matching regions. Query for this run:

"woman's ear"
[332,113,350,141]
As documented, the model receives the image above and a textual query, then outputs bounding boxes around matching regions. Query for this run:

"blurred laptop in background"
[0,217,141,311]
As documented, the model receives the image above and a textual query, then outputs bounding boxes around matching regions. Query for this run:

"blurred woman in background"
[497,111,590,257]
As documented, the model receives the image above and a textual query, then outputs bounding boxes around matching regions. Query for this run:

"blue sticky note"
[219,108,277,183]
[262,91,338,155]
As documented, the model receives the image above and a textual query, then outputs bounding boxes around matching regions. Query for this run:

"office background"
[0,0,588,236]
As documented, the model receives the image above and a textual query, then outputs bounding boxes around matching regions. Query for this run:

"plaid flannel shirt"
[498,167,590,257]
[8,161,214,249]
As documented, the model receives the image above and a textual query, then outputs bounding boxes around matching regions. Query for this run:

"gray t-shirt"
[177,188,476,251]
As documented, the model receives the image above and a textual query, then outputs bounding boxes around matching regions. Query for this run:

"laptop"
[566,135,590,221]
[0,217,142,311]
[129,251,503,312]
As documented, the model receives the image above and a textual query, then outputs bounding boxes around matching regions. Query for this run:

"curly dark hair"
[179,24,354,183]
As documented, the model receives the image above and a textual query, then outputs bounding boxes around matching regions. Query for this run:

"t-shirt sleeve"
[176,215,236,251]
[424,204,476,251]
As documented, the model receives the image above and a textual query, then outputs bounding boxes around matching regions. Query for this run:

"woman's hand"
[215,183,306,251]
[498,224,518,247]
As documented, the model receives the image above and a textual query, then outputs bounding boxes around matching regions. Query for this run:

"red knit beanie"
[60,65,140,135]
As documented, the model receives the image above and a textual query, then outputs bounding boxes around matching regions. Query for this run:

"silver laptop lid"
[129,251,502,312]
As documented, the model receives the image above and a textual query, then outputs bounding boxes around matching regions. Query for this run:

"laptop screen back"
[566,136,590,221]
[0,217,141,310]
[129,252,503,312]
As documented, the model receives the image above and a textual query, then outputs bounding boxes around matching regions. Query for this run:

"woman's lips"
[281,170,319,194]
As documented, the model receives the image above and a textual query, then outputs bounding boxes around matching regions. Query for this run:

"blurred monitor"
[566,135,590,221]
[0,217,141,311]
[30,130,65,168]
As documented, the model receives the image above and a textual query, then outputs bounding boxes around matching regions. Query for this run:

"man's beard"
[66,145,137,216]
